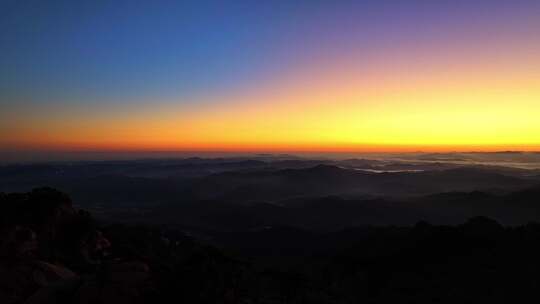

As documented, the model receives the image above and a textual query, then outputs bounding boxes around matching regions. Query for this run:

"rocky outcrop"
[0,188,244,304]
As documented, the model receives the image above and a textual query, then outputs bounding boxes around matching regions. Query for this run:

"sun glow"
[2,3,540,153]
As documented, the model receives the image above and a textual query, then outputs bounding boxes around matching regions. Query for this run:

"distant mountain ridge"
[184,164,536,202]
[1,157,539,210]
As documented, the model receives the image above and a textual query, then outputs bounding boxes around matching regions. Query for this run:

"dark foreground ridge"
[3,188,540,303]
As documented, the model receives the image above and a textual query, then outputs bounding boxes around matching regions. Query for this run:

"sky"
[1,0,540,153]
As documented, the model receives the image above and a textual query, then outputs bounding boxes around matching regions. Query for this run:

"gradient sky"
[1,0,540,153]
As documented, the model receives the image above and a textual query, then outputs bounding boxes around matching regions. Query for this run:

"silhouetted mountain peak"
[463,216,504,237]
[307,164,346,173]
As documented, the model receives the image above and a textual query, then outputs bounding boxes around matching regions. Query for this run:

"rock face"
[5,187,540,304]
[0,188,103,303]
[0,188,244,304]
[0,188,146,303]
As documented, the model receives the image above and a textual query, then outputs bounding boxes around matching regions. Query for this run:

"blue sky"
[1,0,540,153]
[1,0,321,103]
[3,0,537,105]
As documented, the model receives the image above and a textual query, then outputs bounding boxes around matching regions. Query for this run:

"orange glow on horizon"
[2,33,539,153]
